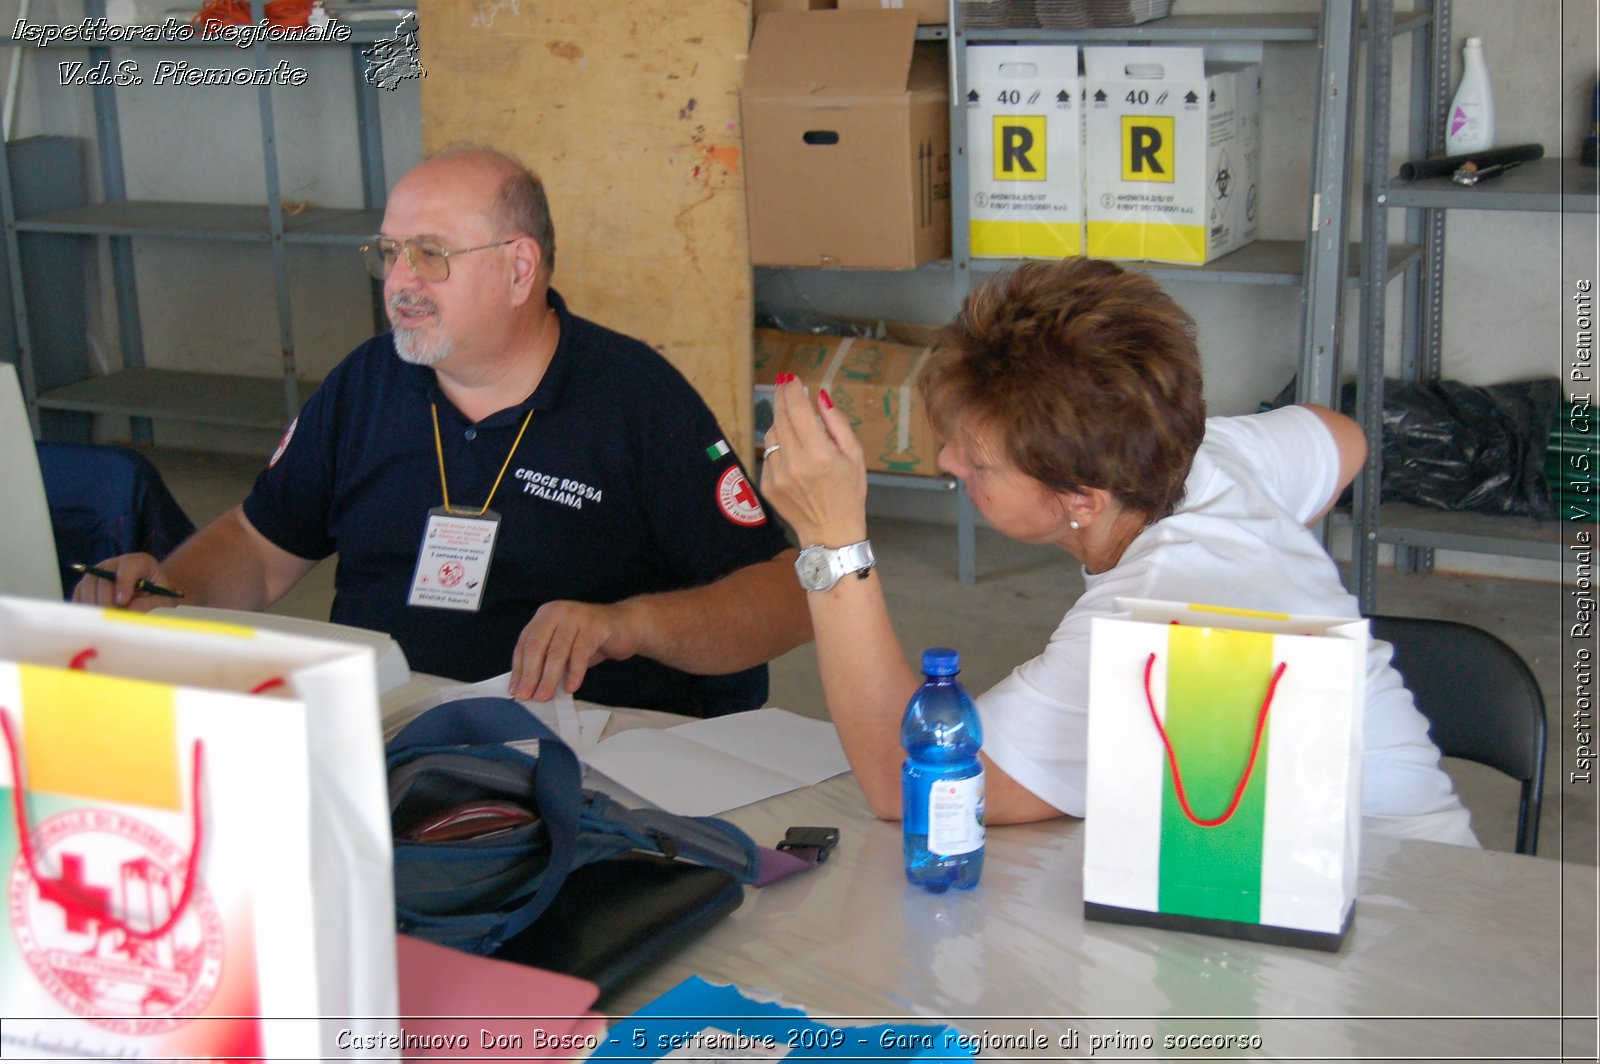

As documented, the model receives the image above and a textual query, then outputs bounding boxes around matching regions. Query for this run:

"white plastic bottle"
[1445,37,1495,155]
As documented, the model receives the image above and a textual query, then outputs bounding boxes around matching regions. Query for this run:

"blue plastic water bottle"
[901,647,985,893]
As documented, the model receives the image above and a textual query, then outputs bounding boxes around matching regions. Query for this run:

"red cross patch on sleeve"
[268,416,298,468]
[716,466,767,526]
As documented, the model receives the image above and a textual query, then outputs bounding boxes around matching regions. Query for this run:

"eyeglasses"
[359,236,515,282]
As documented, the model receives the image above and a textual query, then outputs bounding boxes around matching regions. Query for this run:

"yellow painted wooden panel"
[416,0,756,461]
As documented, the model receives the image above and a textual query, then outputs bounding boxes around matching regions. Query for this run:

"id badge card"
[408,507,501,611]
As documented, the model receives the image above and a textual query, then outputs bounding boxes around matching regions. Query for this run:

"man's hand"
[70,553,179,612]
[507,552,810,703]
[510,599,647,701]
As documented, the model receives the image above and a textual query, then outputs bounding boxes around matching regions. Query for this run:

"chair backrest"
[1368,614,1546,855]
[35,440,197,597]
[0,364,63,600]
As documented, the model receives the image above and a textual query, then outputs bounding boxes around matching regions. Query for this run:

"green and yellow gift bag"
[1083,599,1365,952]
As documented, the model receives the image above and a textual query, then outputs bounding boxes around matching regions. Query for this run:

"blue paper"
[595,976,975,1061]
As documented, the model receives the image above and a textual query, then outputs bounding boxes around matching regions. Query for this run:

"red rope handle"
[1142,652,1286,829]
[72,646,285,696]
[2,709,206,942]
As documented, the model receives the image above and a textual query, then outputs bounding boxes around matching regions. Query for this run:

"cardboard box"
[965,42,1084,259]
[835,0,947,24]
[742,11,952,269]
[1083,47,1260,264]
[753,329,939,476]
[754,0,836,19]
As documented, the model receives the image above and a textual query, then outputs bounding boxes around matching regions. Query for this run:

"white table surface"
[591,713,1599,1061]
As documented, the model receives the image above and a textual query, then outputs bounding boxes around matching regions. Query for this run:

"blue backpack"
[387,698,776,955]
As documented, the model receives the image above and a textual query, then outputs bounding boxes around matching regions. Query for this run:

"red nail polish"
[820,388,834,410]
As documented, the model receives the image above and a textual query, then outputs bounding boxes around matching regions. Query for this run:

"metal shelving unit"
[756,2,1398,581]
[761,4,1389,402]
[972,239,1422,286]
[1383,156,1598,213]
[960,11,1431,44]
[1354,0,1597,611]
[945,2,1374,412]
[0,0,395,441]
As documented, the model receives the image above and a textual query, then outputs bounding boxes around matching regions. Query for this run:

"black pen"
[70,562,185,599]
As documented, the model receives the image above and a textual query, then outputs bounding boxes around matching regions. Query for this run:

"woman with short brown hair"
[761,257,1474,846]
[923,257,1204,524]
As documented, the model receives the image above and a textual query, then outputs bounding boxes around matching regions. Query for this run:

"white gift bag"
[0,596,396,1058]
[1083,599,1365,951]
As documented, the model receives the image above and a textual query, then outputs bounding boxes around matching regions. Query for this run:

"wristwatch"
[794,540,876,592]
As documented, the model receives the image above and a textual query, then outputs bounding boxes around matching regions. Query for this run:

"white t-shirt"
[977,406,1478,847]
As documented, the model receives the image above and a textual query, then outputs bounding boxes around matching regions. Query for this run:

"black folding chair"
[1368,615,1547,855]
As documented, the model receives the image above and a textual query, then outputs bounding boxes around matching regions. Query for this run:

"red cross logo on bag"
[10,808,225,1033]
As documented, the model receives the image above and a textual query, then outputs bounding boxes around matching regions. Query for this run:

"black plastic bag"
[1338,377,1562,519]
[1266,376,1561,520]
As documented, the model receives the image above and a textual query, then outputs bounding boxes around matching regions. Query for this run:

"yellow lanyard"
[430,403,535,517]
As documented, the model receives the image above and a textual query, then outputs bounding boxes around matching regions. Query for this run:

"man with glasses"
[74,147,812,717]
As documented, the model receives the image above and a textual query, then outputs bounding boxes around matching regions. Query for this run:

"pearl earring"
[1070,519,1081,530]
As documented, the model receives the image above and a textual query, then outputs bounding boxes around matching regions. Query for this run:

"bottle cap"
[1465,36,1482,46]
[922,647,960,676]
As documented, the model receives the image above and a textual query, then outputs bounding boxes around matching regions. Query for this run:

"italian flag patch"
[704,439,730,461]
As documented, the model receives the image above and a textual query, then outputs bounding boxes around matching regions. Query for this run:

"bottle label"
[927,772,985,856]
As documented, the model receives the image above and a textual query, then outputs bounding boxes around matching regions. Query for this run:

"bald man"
[77,148,810,717]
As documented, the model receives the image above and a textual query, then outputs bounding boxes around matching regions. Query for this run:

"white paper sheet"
[391,672,611,752]
[584,708,850,817]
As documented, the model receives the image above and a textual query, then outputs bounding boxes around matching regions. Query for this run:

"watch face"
[796,547,834,591]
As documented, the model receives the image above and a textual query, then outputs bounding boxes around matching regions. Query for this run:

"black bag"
[387,698,764,956]
[1268,376,1562,519]
[492,852,744,1001]
[1355,376,1561,519]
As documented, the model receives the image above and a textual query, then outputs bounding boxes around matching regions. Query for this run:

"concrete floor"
[146,447,1595,866]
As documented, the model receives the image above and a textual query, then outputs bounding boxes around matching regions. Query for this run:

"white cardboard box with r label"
[965,42,1084,259]
[1084,47,1260,265]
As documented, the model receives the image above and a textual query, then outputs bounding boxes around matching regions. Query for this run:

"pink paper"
[396,934,603,1060]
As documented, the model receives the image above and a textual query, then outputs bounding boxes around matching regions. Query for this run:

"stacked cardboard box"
[836,0,949,23]
[758,0,954,17]
[1083,47,1261,264]
[965,43,1084,259]
[955,44,1264,264]
[753,329,939,476]
[742,22,1262,268]
[754,0,834,18]
[741,11,951,269]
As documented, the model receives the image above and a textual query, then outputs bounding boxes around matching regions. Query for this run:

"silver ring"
[763,443,782,459]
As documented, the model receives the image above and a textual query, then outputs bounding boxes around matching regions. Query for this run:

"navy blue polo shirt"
[244,290,790,716]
